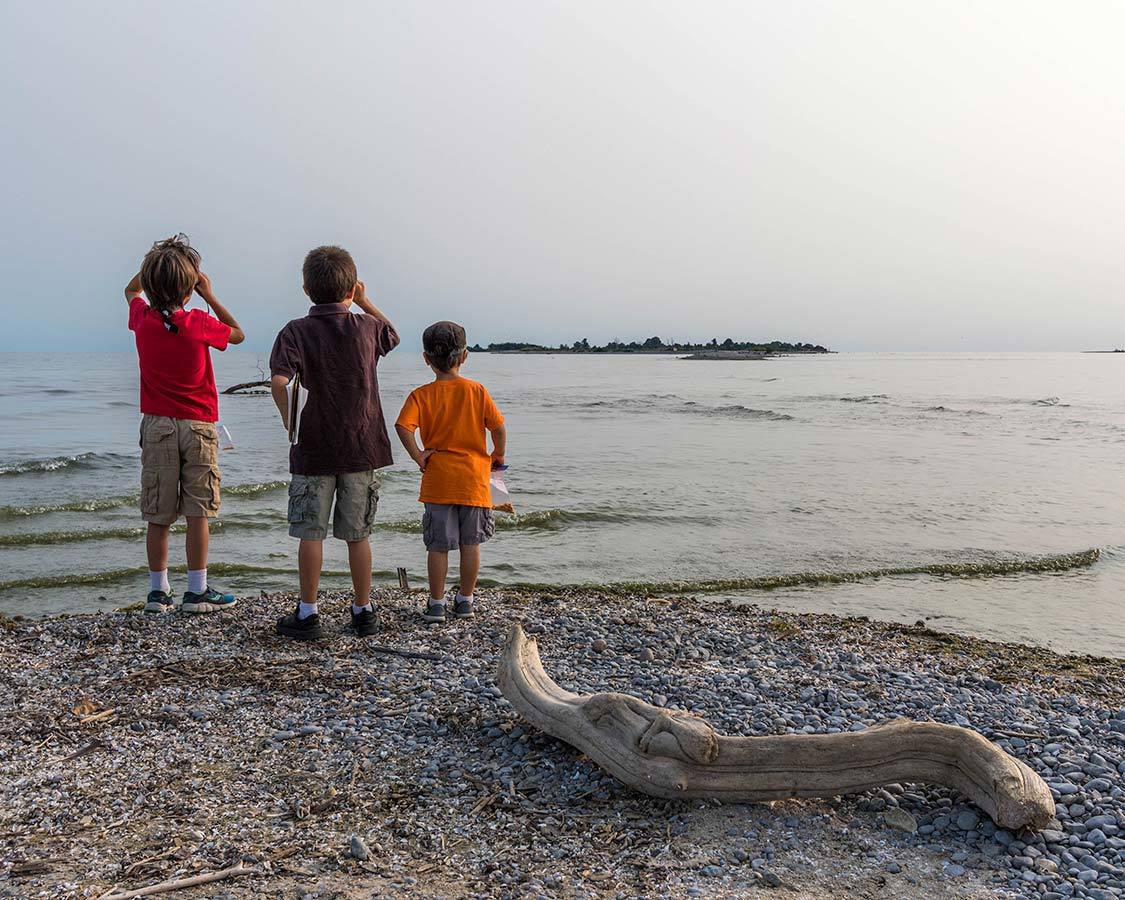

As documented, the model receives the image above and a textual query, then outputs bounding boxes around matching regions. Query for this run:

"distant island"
[468,336,830,355]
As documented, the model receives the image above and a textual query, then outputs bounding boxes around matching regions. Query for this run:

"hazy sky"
[2,1,1123,352]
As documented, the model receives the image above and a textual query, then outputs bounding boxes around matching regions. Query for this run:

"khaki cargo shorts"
[287,470,379,541]
[138,415,222,525]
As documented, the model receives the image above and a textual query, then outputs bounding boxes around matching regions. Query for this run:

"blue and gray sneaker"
[181,586,237,614]
[144,590,174,614]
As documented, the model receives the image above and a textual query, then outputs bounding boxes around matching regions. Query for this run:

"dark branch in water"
[222,380,271,395]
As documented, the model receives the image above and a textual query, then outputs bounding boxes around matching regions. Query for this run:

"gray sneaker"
[144,590,173,614]
[422,601,446,623]
[454,595,474,618]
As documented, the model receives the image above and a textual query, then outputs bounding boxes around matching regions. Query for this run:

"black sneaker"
[453,595,474,618]
[144,590,173,614]
[422,601,446,623]
[277,605,325,641]
[350,605,377,637]
[181,586,237,614]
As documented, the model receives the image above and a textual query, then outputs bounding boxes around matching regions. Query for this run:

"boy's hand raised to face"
[194,272,214,300]
[353,280,377,315]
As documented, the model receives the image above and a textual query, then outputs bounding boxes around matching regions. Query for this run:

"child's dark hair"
[423,321,468,372]
[140,234,201,328]
[303,246,357,305]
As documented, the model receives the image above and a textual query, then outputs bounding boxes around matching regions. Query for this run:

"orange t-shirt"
[396,377,504,507]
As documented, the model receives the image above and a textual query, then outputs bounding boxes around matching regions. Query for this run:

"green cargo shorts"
[287,471,379,541]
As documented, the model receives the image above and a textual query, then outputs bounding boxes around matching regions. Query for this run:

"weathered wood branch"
[221,380,271,395]
[99,863,255,899]
[497,623,1054,831]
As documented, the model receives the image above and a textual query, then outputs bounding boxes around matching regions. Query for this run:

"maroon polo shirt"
[269,303,400,475]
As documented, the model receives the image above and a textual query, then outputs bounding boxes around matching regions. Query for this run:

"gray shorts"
[422,503,495,552]
[288,471,379,541]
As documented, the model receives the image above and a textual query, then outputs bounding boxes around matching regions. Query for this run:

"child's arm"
[271,375,290,430]
[352,280,395,329]
[194,273,246,345]
[124,271,143,304]
[395,425,436,473]
[490,424,507,467]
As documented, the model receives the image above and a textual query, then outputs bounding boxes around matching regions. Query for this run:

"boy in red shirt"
[126,234,245,614]
[395,322,507,622]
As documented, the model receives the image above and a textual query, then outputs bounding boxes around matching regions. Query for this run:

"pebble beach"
[1,588,1123,898]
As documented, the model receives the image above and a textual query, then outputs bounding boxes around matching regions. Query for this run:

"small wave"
[0,495,138,519]
[839,394,890,403]
[574,393,683,410]
[690,404,793,422]
[0,478,290,518]
[377,508,700,535]
[924,406,991,417]
[511,549,1101,597]
[568,396,792,422]
[224,480,289,498]
[0,452,108,476]
[0,519,272,547]
[0,562,398,592]
[41,388,77,396]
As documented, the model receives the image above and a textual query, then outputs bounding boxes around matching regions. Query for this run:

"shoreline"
[1,588,1122,897]
[2,548,1114,659]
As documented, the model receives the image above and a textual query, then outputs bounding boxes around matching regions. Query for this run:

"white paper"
[490,466,514,513]
[286,377,309,445]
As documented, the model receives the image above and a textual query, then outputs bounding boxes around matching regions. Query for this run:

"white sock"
[187,569,207,595]
[456,592,473,604]
[429,597,446,607]
[298,601,319,619]
[149,570,171,593]
[352,601,373,614]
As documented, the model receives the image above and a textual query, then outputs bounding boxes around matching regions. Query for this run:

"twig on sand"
[99,863,256,899]
[369,644,443,662]
[63,738,109,761]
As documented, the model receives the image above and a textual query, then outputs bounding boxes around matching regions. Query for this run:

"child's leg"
[298,539,323,604]
[458,543,481,597]
[178,420,225,601]
[427,551,449,600]
[347,539,372,606]
[146,523,171,572]
[143,523,173,610]
[185,516,209,571]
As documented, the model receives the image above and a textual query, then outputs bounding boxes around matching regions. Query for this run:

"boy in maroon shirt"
[126,234,245,614]
[269,246,399,640]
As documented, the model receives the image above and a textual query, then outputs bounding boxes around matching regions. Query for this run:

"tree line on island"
[467,336,830,354]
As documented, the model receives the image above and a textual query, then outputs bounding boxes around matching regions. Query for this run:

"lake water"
[1,350,1122,657]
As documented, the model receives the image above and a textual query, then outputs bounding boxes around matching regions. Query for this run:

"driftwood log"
[498,624,1054,831]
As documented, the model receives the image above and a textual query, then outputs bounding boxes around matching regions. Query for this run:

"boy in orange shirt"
[395,322,506,622]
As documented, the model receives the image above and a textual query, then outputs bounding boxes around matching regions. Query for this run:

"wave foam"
[0,453,101,476]
[510,549,1102,597]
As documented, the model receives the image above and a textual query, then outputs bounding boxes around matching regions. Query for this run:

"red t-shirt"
[128,297,231,422]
